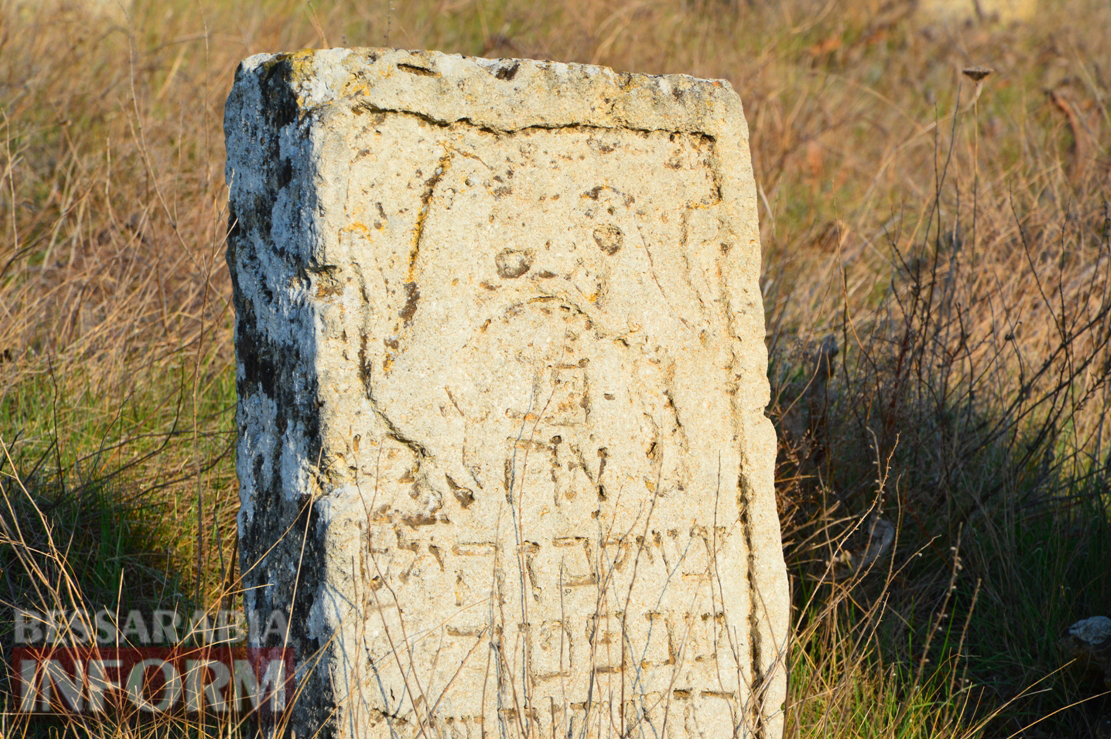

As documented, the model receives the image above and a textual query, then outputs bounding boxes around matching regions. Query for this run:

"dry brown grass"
[1,0,1110,736]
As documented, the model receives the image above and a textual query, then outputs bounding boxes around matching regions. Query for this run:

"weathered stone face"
[225,48,788,739]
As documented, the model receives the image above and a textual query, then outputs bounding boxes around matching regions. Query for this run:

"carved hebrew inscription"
[320,118,749,736]
[226,48,788,739]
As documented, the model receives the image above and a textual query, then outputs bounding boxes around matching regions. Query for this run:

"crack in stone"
[402,149,452,322]
[739,474,768,739]
[349,101,719,141]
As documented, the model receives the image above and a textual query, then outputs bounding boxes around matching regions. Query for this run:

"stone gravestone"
[225,48,789,739]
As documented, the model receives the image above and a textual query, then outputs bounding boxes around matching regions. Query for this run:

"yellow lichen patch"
[286,49,320,84]
[343,222,371,236]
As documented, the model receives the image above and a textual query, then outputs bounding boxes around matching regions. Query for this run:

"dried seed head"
[962,66,994,82]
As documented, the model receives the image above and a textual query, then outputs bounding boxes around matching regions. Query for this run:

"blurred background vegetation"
[1,0,1109,736]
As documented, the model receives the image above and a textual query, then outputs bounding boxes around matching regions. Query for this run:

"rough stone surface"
[1062,616,1111,688]
[225,47,788,739]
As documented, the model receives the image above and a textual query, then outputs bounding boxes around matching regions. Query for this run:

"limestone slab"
[225,47,788,739]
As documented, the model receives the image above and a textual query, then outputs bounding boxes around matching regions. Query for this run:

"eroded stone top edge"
[234,47,744,136]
